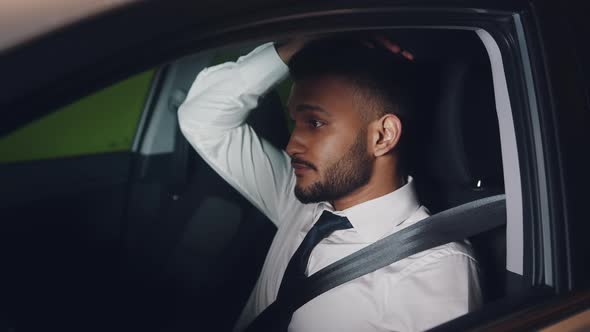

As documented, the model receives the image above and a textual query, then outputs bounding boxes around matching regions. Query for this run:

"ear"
[370,113,402,157]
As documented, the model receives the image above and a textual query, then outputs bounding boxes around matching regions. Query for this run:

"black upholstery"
[411,46,507,303]
[156,91,288,331]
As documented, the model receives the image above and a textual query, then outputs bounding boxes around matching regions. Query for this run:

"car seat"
[411,52,507,303]
[155,91,289,332]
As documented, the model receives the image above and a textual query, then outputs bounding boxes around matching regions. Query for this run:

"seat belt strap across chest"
[245,194,506,332]
[294,194,506,309]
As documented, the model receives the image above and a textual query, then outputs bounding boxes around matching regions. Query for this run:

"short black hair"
[288,37,417,175]
[288,37,417,121]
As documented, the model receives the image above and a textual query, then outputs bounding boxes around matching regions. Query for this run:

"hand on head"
[364,34,414,61]
[276,33,415,65]
[276,37,313,64]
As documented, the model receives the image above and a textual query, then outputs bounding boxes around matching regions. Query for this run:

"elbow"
[177,101,188,128]
[177,99,201,142]
[177,102,189,136]
[176,98,224,148]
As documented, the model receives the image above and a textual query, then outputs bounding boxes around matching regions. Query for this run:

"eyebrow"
[290,103,331,116]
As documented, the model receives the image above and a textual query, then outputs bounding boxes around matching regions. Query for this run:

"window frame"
[170,6,556,291]
[1,1,573,328]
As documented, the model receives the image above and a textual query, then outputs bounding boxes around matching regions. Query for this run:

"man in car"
[178,37,482,331]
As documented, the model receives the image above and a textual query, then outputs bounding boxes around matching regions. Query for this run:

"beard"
[294,129,373,204]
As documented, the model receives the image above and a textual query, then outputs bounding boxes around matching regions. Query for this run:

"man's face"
[286,76,374,204]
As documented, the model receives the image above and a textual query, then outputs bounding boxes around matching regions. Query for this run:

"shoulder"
[390,204,480,277]
[372,238,479,290]
[400,241,479,278]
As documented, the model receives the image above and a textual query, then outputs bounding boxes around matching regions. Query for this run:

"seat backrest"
[157,91,289,331]
[411,44,507,302]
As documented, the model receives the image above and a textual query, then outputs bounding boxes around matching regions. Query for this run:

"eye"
[308,119,325,128]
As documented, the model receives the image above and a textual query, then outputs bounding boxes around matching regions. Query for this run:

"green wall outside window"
[0,69,156,163]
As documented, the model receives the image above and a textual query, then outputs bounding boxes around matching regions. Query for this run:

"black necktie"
[245,210,353,332]
[278,210,353,297]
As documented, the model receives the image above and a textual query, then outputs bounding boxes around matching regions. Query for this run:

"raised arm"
[178,42,299,226]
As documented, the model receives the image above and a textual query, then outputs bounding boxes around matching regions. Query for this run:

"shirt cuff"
[237,42,290,95]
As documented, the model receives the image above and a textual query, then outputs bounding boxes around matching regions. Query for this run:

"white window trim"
[476,28,524,276]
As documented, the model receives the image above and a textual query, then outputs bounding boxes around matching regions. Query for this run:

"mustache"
[290,157,317,171]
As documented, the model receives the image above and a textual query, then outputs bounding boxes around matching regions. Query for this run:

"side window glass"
[0,69,156,163]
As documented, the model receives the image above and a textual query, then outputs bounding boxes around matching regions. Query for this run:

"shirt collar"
[316,176,420,243]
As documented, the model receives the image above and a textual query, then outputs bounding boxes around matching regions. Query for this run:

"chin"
[294,180,328,204]
[294,184,314,204]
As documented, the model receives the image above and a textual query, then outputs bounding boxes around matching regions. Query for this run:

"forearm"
[178,42,288,135]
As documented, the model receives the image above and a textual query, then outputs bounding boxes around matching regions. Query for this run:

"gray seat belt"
[245,194,506,332]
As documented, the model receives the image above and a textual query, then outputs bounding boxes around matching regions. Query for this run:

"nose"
[286,130,305,157]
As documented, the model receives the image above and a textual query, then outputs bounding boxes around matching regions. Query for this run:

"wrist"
[275,43,293,64]
[275,39,307,64]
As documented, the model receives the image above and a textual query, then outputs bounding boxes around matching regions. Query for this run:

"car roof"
[0,0,137,52]
[0,0,525,137]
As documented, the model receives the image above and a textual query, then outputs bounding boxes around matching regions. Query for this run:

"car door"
[0,69,156,330]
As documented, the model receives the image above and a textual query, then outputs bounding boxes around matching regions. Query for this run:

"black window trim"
[1,2,571,329]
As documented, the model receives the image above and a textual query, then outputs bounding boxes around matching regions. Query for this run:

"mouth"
[291,162,312,176]
[291,158,316,176]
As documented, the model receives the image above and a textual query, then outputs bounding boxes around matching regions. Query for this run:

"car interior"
[0,28,510,332]
[124,28,508,331]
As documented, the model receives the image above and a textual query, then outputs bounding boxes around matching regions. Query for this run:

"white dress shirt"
[178,42,482,332]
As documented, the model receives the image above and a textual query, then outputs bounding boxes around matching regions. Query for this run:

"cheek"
[310,131,355,170]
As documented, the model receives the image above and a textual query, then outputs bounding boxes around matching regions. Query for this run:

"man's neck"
[331,174,405,211]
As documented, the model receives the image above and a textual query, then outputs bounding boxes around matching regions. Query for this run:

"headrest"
[424,59,504,207]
